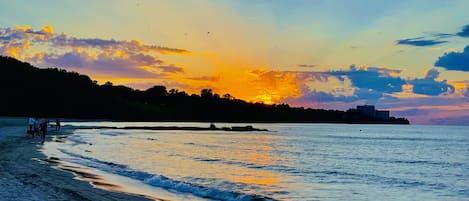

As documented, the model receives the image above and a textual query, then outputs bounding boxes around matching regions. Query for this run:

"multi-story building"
[352,105,390,120]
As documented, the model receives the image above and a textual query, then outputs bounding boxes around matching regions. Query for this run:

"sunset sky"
[1,0,469,124]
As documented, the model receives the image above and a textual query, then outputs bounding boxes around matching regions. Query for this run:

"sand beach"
[0,117,152,201]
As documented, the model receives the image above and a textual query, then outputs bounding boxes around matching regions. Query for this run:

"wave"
[143,175,272,201]
[186,154,463,197]
[58,149,275,201]
[191,156,296,172]
[59,149,128,170]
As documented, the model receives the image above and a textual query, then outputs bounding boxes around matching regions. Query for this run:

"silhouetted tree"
[0,56,409,124]
[201,88,213,98]
[104,81,113,86]
[223,93,233,100]
[147,85,168,97]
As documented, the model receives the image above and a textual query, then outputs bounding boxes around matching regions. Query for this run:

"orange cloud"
[246,70,304,103]
[40,25,54,34]
[14,25,32,32]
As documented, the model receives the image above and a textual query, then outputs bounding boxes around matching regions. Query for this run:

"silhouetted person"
[27,117,35,135]
[55,119,61,131]
[40,119,47,144]
[33,117,40,136]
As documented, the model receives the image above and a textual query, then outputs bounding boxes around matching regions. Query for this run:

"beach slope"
[0,119,152,201]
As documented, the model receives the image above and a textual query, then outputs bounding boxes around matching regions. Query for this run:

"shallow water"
[43,122,469,200]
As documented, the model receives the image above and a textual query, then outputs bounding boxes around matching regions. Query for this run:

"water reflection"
[74,130,295,197]
[44,123,469,200]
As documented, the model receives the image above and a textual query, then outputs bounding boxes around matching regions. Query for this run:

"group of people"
[27,117,60,144]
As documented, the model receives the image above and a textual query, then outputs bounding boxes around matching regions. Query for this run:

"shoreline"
[0,124,154,201]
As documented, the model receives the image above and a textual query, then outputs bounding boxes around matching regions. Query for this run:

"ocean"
[42,122,469,201]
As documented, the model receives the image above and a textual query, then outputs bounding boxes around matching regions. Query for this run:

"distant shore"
[0,119,153,201]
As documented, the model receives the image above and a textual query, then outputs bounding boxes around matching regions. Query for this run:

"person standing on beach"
[40,119,47,144]
[33,117,40,136]
[27,117,35,135]
[55,119,61,131]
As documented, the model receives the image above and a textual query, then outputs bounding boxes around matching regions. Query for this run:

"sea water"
[42,122,469,200]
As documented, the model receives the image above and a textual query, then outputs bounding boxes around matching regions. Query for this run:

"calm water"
[43,122,469,201]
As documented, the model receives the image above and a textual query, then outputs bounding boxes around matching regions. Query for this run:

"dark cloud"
[282,85,397,108]
[252,66,409,105]
[396,23,469,47]
[297,88,384,103]
[288,89,358,103]
[157,64,184,73]
[272,66,406,106]
[52,37,119,48]
[279,64,462,112]
[431,33,455,38]
[42,52,87,68]
[407,68,454,96]
[424,68,440,79]
[395,37,447,46]
[409,78,454,96]
[51,35,189,54]
[456,25,469,37]
[254,66,462,125]
[353,88,389,102]
[254,65,458,106]
[128,53,164,66]
[328,65,406,94]
[434,44,469,71]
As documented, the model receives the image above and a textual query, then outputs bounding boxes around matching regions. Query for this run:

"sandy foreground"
[0,120,153,201]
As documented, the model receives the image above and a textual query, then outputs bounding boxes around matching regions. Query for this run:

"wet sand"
[0,125,153,201]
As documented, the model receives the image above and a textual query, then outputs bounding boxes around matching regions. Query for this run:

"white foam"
[143,175,271,201]
[58,149,272,201]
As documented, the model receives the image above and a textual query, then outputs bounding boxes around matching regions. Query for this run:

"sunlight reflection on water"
[43,122,469,200]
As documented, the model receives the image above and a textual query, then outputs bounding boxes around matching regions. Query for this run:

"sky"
[1,0,469,125]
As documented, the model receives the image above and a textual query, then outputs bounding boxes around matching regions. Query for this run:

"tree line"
[0,56,409,124]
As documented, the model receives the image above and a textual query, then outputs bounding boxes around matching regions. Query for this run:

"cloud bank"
[0,25,190,78]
